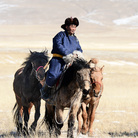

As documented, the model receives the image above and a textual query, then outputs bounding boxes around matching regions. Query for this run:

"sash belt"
[53,53,63,58]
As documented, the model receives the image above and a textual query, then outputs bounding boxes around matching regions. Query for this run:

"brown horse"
[77,58,104,136]
[13,50,49,135]
[43,58,92,138]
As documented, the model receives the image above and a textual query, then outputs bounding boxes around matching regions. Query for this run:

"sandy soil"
[0,48,138,137]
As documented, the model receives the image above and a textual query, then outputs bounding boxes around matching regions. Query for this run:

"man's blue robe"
[46,31,83,86]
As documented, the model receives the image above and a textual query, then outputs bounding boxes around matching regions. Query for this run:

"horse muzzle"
[83,89,90,95]
[93,89,102,97]
[37,75,45,81]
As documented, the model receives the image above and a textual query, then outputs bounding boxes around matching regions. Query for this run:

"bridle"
[32,65,45,81]
[36,66,44,72]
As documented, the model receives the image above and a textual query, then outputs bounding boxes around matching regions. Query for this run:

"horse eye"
[92,83,96,87]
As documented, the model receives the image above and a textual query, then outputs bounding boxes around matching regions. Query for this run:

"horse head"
[76,68,91,96]
[61,58,91,97]
[73,58,91,96]
[31,50,49,81]
[23,50,49,81]
[88,58,104,97]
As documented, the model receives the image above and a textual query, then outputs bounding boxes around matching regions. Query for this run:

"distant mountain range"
[0,0,138,27]
[0,0,138,50]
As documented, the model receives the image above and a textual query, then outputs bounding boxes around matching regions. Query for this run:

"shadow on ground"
[109,131,138,137]
[0,130,47,137]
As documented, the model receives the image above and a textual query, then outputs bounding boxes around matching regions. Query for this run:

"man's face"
[66,24,76,35]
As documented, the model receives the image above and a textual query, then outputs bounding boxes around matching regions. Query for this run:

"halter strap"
[36,66,44,72]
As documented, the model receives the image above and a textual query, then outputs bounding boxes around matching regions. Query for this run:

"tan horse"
[77,58,104,136]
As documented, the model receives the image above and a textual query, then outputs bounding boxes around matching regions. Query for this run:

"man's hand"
[73,50,84,59]
[63,54,74,63]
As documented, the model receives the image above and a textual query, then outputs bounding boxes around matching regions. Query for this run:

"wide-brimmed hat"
[61,17,79,30]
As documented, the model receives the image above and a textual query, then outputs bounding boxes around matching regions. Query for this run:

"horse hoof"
[23,127,29,136]
[55,129,61,136]
[77,129,81,135]
[88,132,93,137]
[17,131,22,136]
[29,127,35,135]
[81,129,88,135]
[81,131,87,135]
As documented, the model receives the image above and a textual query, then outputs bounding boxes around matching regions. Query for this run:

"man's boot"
[40,83,52,101]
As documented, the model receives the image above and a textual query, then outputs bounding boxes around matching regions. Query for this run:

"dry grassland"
[0,0,138,137]
[0,49,138,138]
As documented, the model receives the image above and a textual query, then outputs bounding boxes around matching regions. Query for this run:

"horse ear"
[100,65,104,72]
[29,50,33,54]
[43,48,48,56]
[88,58,98,64]
[88,58,98,68]
[90,58,98,64]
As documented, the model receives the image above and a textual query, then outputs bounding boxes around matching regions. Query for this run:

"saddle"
[55,62,72,90]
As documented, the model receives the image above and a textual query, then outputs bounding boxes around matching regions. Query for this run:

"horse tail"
[12,102,17,112]
[12,102,18,125]
[12,102,22,128]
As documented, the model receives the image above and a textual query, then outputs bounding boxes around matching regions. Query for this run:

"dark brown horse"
[43,58,92,138]
[13,50,49,135]
[77,59,104,136]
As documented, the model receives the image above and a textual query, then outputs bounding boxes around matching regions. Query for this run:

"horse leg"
[81,102,88,135]
[23,106,30,135]
[88,99,99,136]
[77,108,82,135]
[55,107,64,137]
[30,101,40,133]
[45,104,58,137]
[67,105,79,138]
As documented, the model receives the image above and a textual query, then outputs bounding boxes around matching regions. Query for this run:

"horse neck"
[68,79,80,95]
[24,69,38,84]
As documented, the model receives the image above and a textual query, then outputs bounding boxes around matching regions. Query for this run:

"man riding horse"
[41,17,83,101]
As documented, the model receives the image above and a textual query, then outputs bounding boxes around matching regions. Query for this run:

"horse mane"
[22,50,49,74]
[61,58,90,86]
[91,66,101,72]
